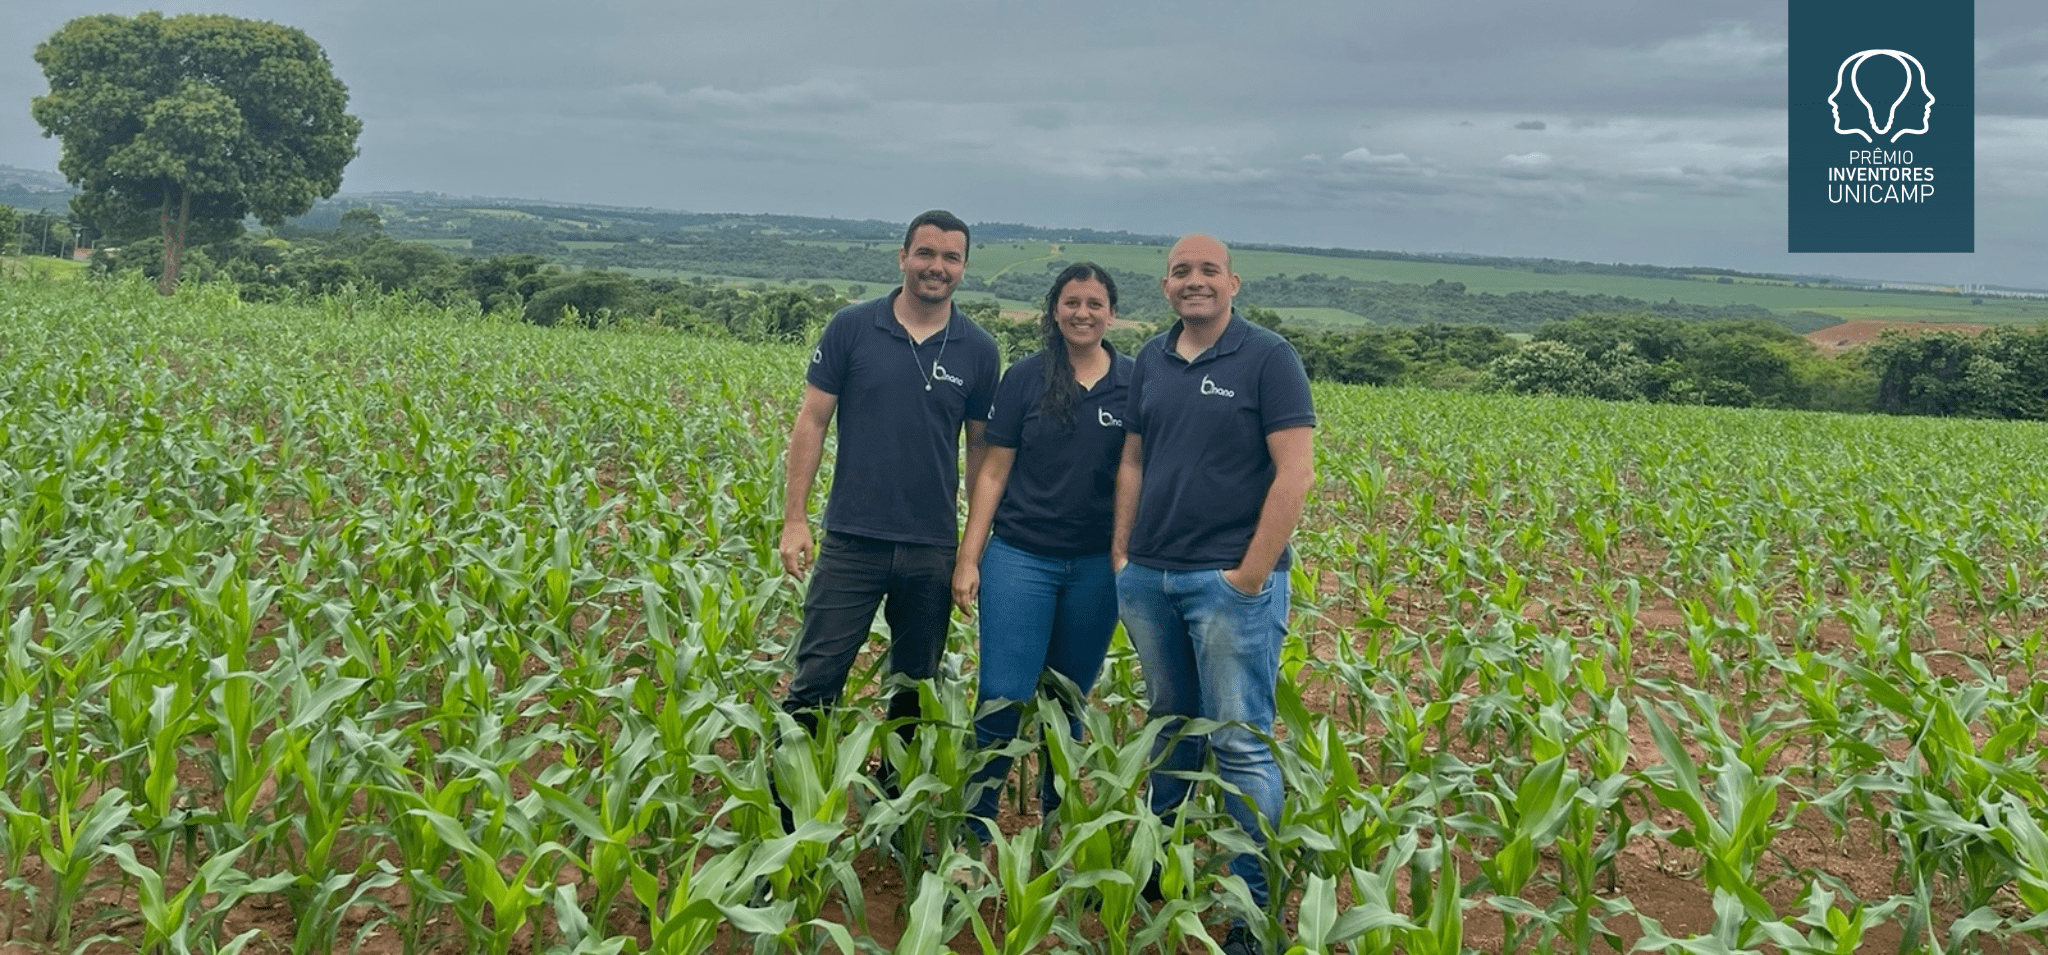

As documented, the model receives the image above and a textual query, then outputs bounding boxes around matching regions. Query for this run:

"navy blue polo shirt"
[1126,313,1316,571]
[985,345,1134,558]
[806,289,1000,547]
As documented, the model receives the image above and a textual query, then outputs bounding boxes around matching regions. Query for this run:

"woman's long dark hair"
[1040,262,1119,431]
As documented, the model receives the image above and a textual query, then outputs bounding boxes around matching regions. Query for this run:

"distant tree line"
[1862,327,2048,419]
[0,185,72,216]
[1470,312,2048,419]
[572,232,902,286]
[88,213,843,342]
[1281,316,1520,389]
[60,215,2048,421]
[1238,275,1813,333]
[293,201,914,244]
[493,231,1835,335]
[0,206,81,257]
[1484,313,1874,412]
[1232,242,1768,284]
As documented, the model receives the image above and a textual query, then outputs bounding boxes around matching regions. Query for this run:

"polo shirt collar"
[1105,339,1133,389]
[1161,310,1250,365]
[1081,339,1133,395]
[874,287,967,340]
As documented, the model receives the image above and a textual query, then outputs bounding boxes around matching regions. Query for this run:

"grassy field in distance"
[607,266,1036,311]
[791,238,2046,325]
[0,256,86,280]
[1057,242,2048,320]
[1271,306,1374,326]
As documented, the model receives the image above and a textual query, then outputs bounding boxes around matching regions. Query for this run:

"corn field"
[2,276,2046,955]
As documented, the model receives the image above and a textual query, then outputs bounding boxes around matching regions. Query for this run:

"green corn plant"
[1553,693,1642,952]
[1598,578,1643,689]
[6,708,134,950]
[1271,691,1414,889]
[0,693,32,929]
[198,656,289,858]
[445,805,568,955]
[104,840,297,955]
[1036,704,1177,954]
[274,706,394,955]
[1632,888,1774,955]
[861,676,979,886]
[1982,794,2048,931]
[1776,648,1891,793]
[1289,870,1416,955]
[1638,699,1789,940]
[533,724,673,934]
[369,757,478,955]
[1448,753,1572,952]
[136,674,211,866]
[1400,845,1467,955]
[627,823,826,955]
[884,871,973,955]
[963,822,1121,955]
[1744,883,1907,955]
[750,711,873,912]
[1883,691,2046,950]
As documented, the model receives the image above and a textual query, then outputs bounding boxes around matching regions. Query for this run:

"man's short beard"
[909,284,951,305]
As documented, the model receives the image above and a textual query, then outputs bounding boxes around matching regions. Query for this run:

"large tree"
[32,13,361,294]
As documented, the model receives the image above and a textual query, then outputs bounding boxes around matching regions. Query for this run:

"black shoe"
[1141,867,1164,904]
[768,776,796,834]
[771,703,818,835]
[871,761,902,800]
[1221,923,1261,955]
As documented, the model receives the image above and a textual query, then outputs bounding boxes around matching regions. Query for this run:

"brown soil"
[15,493,2046,954]
[1804,320,1993,356]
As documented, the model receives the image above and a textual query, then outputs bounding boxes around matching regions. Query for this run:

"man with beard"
[1114,233,1315,955]
[775,209,1000,819]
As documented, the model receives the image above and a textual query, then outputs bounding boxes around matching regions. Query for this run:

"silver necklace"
[908,320,952,392]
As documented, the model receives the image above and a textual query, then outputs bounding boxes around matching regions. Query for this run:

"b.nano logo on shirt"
[1097,407,1123,428]
[931,362,966,387]
[1200,376,1236,398]
[810,347,823,364]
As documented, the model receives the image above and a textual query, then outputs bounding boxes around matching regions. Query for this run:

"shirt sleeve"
[1259,339,1317,433]
[985,363,1030,448]
[804,311,854,395]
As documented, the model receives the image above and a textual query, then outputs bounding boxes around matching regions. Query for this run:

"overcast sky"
[5,1,2045,286]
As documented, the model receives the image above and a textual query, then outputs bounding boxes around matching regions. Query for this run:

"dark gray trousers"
[782,530,954,728]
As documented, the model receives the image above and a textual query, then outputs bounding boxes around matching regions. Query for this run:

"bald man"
[1111,233,1316,955]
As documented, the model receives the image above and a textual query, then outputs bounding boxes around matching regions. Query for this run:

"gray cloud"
[1499,152,1556,178]
[615,78,870,117]
[2,0,2043,286]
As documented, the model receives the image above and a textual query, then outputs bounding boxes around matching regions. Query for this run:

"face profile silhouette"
[1829,50,1935,143]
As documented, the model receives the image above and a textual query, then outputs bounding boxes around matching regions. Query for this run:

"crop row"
[1,278,2044,954]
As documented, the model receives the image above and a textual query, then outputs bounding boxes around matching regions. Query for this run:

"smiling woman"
[952,261,1134,857]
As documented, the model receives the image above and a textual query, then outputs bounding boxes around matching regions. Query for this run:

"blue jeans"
[1116,561,1288,910]
[964,536,1117,842]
